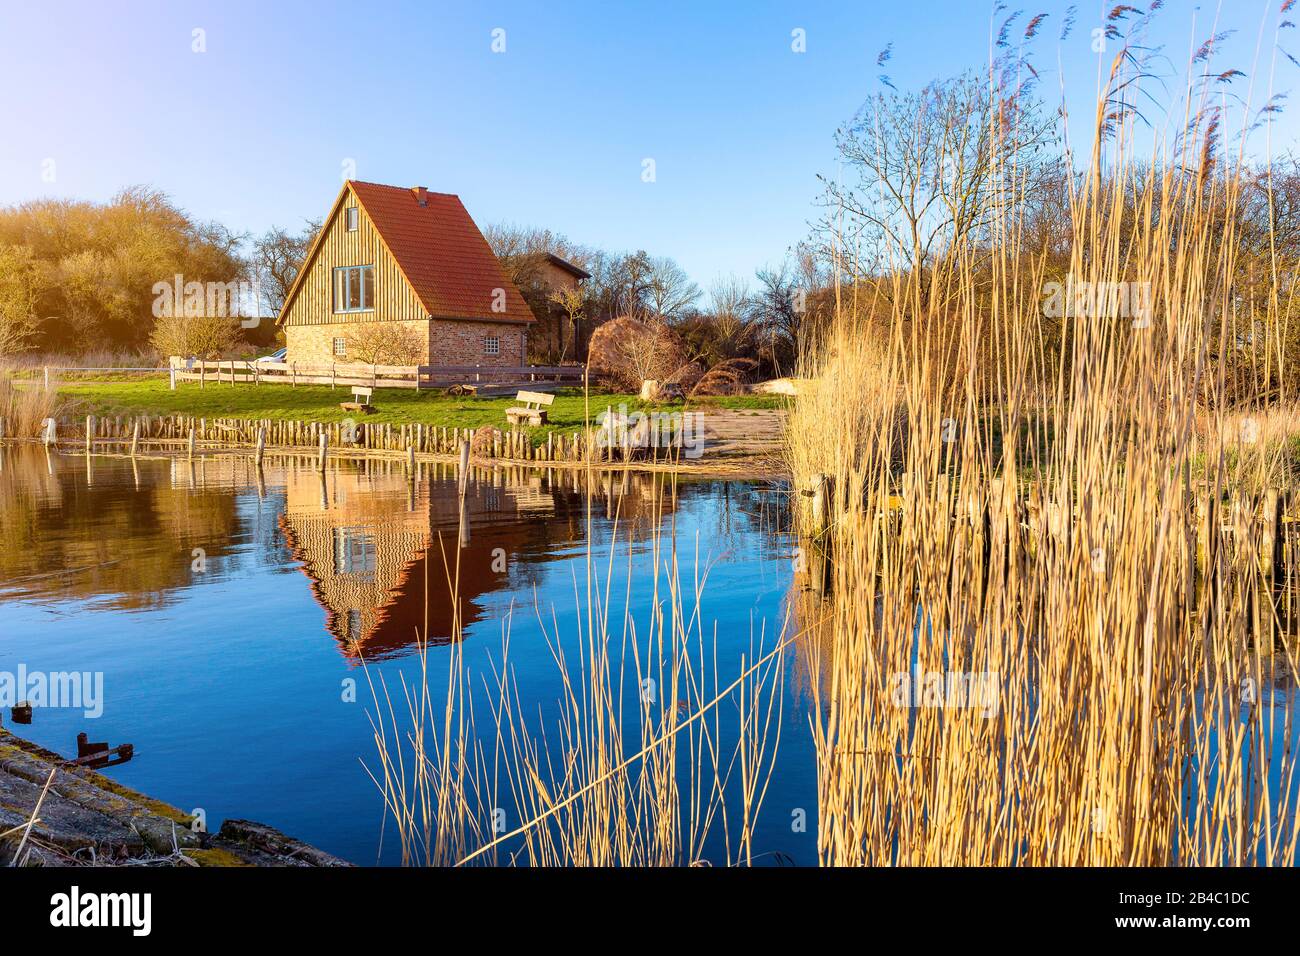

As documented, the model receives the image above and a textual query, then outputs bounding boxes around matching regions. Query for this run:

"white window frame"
[332,264,374,314]
[485,335,500,356]
[334,527,376,581]
[345,207,358,231]
[333,337,347,358]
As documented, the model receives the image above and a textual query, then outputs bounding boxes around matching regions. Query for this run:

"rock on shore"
[0,730,349,867]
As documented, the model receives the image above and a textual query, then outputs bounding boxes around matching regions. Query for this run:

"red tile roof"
[347,181,535,324]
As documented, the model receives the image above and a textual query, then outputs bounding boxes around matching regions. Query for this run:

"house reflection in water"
[278,458,676,661]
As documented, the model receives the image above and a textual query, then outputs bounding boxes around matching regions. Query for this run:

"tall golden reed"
[790,25,1299,866]
[364,467,789,866]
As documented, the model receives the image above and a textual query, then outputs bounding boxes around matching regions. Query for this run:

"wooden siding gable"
[278,183,427,328]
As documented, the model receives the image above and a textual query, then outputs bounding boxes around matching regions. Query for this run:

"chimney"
[412,185,427,207]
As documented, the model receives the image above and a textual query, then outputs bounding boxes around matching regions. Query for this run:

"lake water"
[0,445,817,865]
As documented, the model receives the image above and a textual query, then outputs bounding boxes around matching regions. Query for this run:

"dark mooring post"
[809,473,831,539]
[1262,487,1282,641]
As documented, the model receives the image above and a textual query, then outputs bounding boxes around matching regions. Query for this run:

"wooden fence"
[168,357,584,391]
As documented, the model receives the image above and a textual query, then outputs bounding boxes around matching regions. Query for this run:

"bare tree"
[547,285,586,363]
[819,71,1057,285]
[750,264,802,374]
[644,255,700,320]
[344,323,426,366]
[148,313,240,360]
[252,219,320,319]
[708,274,753,346]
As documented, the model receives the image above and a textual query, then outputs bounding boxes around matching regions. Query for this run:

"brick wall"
[430,319,528,367]
[284,320,431,365]
[285,319,529,366]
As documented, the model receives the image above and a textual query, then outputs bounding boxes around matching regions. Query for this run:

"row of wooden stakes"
[12,412,695,473]
[25,413,615,464]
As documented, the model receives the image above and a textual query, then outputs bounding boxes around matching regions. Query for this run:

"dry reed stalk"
[363,403,790,867]
[788,20,1300,867]
[0,375,60,438]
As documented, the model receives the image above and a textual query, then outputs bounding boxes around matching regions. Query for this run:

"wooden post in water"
[809,473,831,538]
[130,420,140,457]
[84,415,94,453]
[317,431,328,471]
[407,442,416,475]
[188,427,196,460]
[255,427,266,466]
[1263,487,1281,640]
[1262,487,1280,582]
[42,418,56,447]
[605,405,613,462]
[458,440,470,495]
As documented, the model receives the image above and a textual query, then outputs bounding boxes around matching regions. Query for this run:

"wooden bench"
[505,390,554,427]
[340,386,374,413]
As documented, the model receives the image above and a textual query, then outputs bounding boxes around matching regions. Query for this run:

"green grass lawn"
[54,378,786,443]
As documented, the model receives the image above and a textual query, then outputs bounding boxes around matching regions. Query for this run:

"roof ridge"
[349,179,460,199]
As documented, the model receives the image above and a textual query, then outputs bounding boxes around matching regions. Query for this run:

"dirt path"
[701,407,787,459]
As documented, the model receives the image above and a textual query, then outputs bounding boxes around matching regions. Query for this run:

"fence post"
[318,431,328,472]
[255,427,265,466]
[85,415,94,453]
[292,363,297,388]
[130,420,140,457]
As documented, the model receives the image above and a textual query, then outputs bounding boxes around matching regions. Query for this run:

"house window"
[333,337,347,357]
[333,264,373,313]
[485,335,500,355]
[334,527,376,582]
[345,207,358,231]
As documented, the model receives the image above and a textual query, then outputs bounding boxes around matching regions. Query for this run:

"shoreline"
[0,728,349,867]
[6,438,791,480]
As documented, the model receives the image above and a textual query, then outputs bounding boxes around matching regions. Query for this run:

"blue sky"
[1,1,1295,295]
